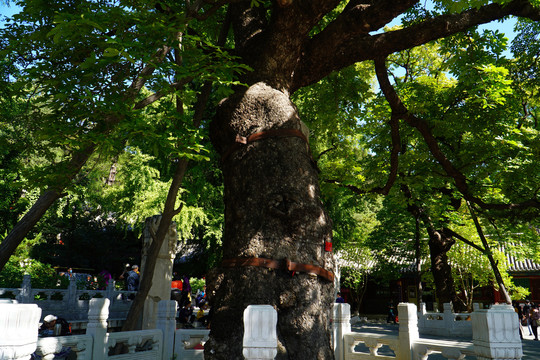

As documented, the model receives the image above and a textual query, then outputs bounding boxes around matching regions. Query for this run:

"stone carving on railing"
[174,328,210,360]
[417,302,478,338]
[106,329,162,359]
[414,340,474,360]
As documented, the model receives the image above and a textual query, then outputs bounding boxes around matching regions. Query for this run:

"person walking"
[530,304,540,341]
[126,265,140,291]
[523,300,533,336]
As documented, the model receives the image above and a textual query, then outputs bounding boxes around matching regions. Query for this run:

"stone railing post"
[397,303,418,360]
[68,276,77,305]
[443,302,453,336]
[18,274,32,303]
[86,298,110,360]
[417,302,427,331]
[105,280,115,302]
[0,302,42,359]
[243,305,278,360]
[332,303,351,360]
[472,304,522,360]
[156,300,177,360]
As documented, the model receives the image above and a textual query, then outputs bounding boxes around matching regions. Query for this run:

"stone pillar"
[18,274,32,303]
[243,305,278,360]
[397,302,419,360]
[105,280,115,302]
[156,300,177,360]
[141,215,178,330]
[443,302,454,336]
[66,276,78,320]
[472,304,523,360]
[332,303,351,360]
[86,298,110,360]
[0,302,42,359]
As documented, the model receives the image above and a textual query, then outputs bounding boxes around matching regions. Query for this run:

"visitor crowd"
[516,300,540,341]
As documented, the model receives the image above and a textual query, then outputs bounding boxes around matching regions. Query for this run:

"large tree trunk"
[207,83,335,359]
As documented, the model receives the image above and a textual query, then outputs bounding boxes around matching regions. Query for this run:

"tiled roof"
[337,248,540,274]
[507,254,540,272]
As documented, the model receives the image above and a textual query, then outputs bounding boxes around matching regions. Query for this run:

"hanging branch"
[373,56,540,212]
[466,201,512,304]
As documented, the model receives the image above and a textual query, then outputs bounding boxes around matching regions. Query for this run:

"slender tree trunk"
[121,145,189,332]
[0,145,95,270]
[467,202,512,304]
[0,190,62,269]
[207,83,335,359]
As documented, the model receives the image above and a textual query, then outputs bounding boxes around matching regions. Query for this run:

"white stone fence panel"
[333,302,522,360]
[2,297,522,360]
[0,274,136,321]
[417,302,480,338]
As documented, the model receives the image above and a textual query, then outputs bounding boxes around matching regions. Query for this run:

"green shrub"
[0,259,23,288]
[0,258,69,289]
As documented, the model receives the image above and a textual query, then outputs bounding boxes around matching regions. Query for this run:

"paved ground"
[351,321,540,359]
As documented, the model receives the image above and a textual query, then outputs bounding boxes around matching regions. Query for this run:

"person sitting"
[178,303,195,328]
[39,314,71,337]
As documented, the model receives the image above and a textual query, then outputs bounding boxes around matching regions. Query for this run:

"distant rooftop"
[507,255,540,273]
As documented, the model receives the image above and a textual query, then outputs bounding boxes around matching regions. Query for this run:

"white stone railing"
[417,302,479,338]
[334,302,522,360]
[1,274,136,321]
[174,329,210,359]
[105,329,163,359]
[36,334,93,360]
[4,296,521,360]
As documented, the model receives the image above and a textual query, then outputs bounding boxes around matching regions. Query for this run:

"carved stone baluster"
[86,298,110,360]
[243,305,278,360]
[364,338,382,356]
[472,304,523,360]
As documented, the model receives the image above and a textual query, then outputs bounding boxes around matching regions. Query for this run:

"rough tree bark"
[425,227,465,312]
[208,83,335,359]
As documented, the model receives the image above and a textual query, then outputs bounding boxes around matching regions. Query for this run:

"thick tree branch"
[133,77,195,110]
[374,57,540,212]
[443,227,486,253]
[293,0,540,91]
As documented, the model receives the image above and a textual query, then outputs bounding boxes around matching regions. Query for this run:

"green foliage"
[189,277,206,293]
[0,259,23,288]
[0,257,66,289]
